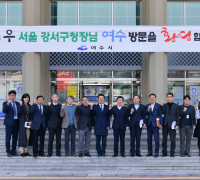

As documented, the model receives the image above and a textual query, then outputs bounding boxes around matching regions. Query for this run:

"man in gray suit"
[161,93,179,157]
[60,96,78,157]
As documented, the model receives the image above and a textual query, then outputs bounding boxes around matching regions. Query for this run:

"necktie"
[101,105,103,111]
[12,101,17,116]
[39,105,42,115]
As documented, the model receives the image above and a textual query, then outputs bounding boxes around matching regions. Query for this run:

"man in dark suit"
[30,95,48,158]
[179,95,196,157]
[145,93,163,157]
[161,93,179,157]
[92,94,110,157]
[110,96,129,157]
[128,95,146,157]
[47,94,62,157]
[76,96,93,157]
[3,90,20,157]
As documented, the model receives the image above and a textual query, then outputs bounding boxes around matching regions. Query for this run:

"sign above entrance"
[0,26,199,52]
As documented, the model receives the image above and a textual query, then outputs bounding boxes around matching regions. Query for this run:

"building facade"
[0,0,200,117]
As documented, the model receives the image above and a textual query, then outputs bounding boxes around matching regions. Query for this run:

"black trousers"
[32,124,46,156]
[162,126,176,154]
[64,125,76,155]
[5,120,19,154]
[198,138,200,151]
[130,126,142,154]
[96,135,107,155]
[113,129,126,155]
[48,127,62,155]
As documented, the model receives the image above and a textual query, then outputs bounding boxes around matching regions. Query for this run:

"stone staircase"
[0,119,200,177]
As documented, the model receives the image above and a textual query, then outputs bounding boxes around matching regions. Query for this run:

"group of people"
[2,90,200,158]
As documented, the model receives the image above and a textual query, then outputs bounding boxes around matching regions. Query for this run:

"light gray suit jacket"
[60,104,78,129]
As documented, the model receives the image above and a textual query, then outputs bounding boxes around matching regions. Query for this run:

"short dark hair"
[133,95,140,99]
[166,93,174,97]
[82,96,88,100]
[98,94,105,99]
[184,95,191,100]
[117,96,124,101]
[52,93,58,97]
[21,93,30,104]
[36,95,44,100]
[8,90,16,95]
[67,96,74,100]
[149,93,156,98]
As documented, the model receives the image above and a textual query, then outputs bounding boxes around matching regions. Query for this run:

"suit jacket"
[3,100,20,126]
[110,105,129,130]
[47,103,62,128]
[179,104,196,128]
[60,104,78,129]
[145,103,163,128]
[75,104,93,130]
[30,104,48,130]
[128,103,146,128]
[92,104,110,136]
[161,102,180,127]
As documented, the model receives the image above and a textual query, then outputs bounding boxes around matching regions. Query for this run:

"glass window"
[0,2,6,25]
[6,71,22,79]
[113,2,138,25]
[79,71,112,78]
[7,2,22,26]
[167,2,184,25]
[79,2,112,25]
[186,82,200,107]
[168,71,185,78]
[168,81,184,105]
[186,71,200,78]
[186,2,200,25]
[0,71,6,79]
[51,2,78,25]
[113,71,141,78]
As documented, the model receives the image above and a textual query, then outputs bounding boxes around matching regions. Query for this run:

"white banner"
[0,26,200,52]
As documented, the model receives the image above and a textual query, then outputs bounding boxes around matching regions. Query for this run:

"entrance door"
[79,81,112,105]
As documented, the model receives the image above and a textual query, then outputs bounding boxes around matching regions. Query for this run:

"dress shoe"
[112,154,118,157]
[12,152,19,156]
[47,154,52,157]
[21,153,26,157]
[7,153,13,157]
[65,154,69,157]
[130,152,135,157]
[70,154,76,157]
[97,153,101,157]
[102,154,106,157]
[33,154,37,158]
[136,153,142,157]
[154,154,158,157]
[170,153,174,157]
[79,153,83,157]
[181,154,185,157]
[85,152,91,157]
[25,152,32,156]
[162,153,167,157]
[146,153,153,157]
[121,154,126,157]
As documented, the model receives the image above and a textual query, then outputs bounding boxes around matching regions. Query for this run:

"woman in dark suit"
[18,93,32,157]
[194,101,200,156]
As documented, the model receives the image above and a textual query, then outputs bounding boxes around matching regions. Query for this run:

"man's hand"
[161,101,165,106]
[92,126,94,130]
[76,128,79,131]
[148,105,151,111]
[61,104,65,108]
[20,101,23,106]
[183,107,187,112]
[126,127,129,131]
[107,127,110,130]
[48,102,51,106]
[131,108,134,113]
[33,99,37,104]
[196,107,199,111]
[29,121,32,126]
[7,100,11,106]
[109,104,112,109]
[90,103,93,110]
[158,125,162,128]
[142,124,146,128]
[77,102,81,106]
[175,126,179,130]
[46,128,48,131]
[193,125,196,130]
